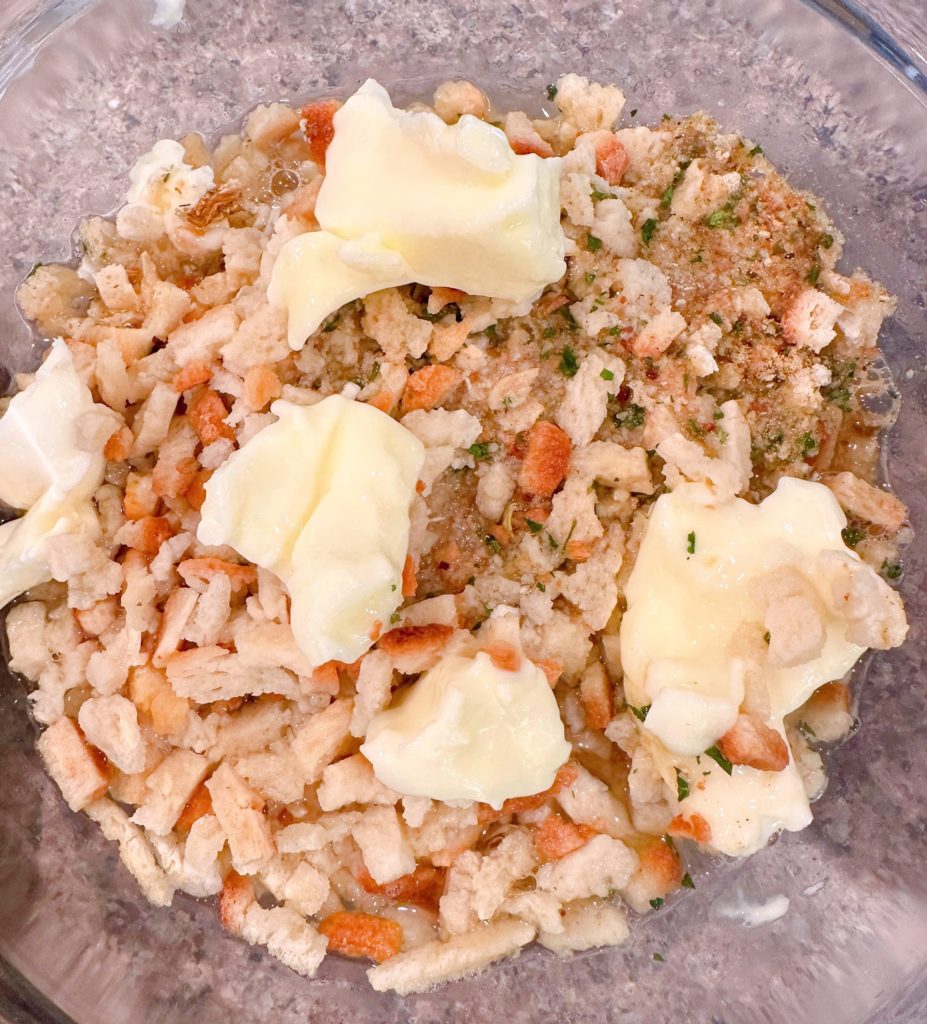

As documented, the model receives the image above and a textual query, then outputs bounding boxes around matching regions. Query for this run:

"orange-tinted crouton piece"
[319,911,403,963]
[718,712,790,772]
[187,387,234,445]
[400,364,461,413]
[301,100,341,168]
[518,421,571,497]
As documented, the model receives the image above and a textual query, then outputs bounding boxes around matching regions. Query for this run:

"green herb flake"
[468,442,492,461]
[559,346,579,377]
[681,873,696,889]
[686,418,706,439]
[322,315,340,333]
[629,703,651,722]
[525,518,544,535]
[586,233,603,252]
[641,218,659,244]
[653,953,666,963]
[466,575,476,586]
[614,403,646,430]
[629,108,638,117]
[591,189,611,202]
[390,583,397,592]
[798,431,818,454]
[825,385,852,411]
[705,192,742,231]
[763,630,771,644]
[649,897,665,910]
[882,560,903,580]
[704,745,733,775]
[660,184,676,209]
[484,534,503,555]
[558,305,579,329]
[708,312,724,327]
[545,83,558,101]
[389,611,401,624]
[799,720,817,740]
[687,531,696,555]
[542,326,557,339]
[749,144,763,156]
[369,360,381,381]
[585,271,597,284]
[536,581,546,592]
[820,233,834,250]
[600,368,615,382]
[483,323,497,340]
[841,524,865,548]
[675,768,690,802]
[807,261,822,286]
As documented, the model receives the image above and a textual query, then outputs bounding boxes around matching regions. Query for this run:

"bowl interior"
[1,1,926,1022]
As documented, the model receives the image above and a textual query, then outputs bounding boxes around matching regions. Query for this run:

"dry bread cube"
[241,904,328,978]
[658,399,752,503]
[439,830,537,935]
[206,699,291,760]
[245,102,300,149]
[535,835,638,902]
[180,813,227,897]
[36,717,109,811]
[280,860,330,917]
[554,351,625,447]
[823,471,907,534]
[572,441,653,493]
[317,754,399,811]
[362,289,432,362]
[367,917,536,995]
[206,762,275,874]
[6,601,49,680]
[555,74,626,133]
[352,806,416,885]
[290,698,354,783]
[131,749,211,835]
[167,305,240,367]
[131,383,180,457]
[77,694,147,774]
[433,80,489,123]
[782,288,843,352]
[820,550,908,650]
[234,740,306,804]
[275,812,361,854]
[556,763,634,839]
[500,890,564,934]
[85,798,175,907]
[538,899,630,955]
[166,646,301,702]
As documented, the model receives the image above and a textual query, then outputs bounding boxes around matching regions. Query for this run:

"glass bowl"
[0,1,925,1021]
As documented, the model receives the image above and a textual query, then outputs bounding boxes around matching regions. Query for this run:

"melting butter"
[269,79,565,348]
[197,395,425,666]
[362,646,570,809]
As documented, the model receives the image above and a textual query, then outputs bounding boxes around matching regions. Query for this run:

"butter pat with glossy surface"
[362,648,570,809]
[270,79,565,347]
[0,341,109,607]
[197,395,425,666]
[621,477,875,856]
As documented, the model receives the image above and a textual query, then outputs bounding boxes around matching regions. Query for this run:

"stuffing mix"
[2,74,908,994]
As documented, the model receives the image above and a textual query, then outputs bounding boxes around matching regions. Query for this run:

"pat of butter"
[0,340,105,510]
[124,139,214,215]
[269,79,565,348]
[361,648,570,809]
[0,341,109,608]
[197,394,425,666]
[621,476,871,856]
